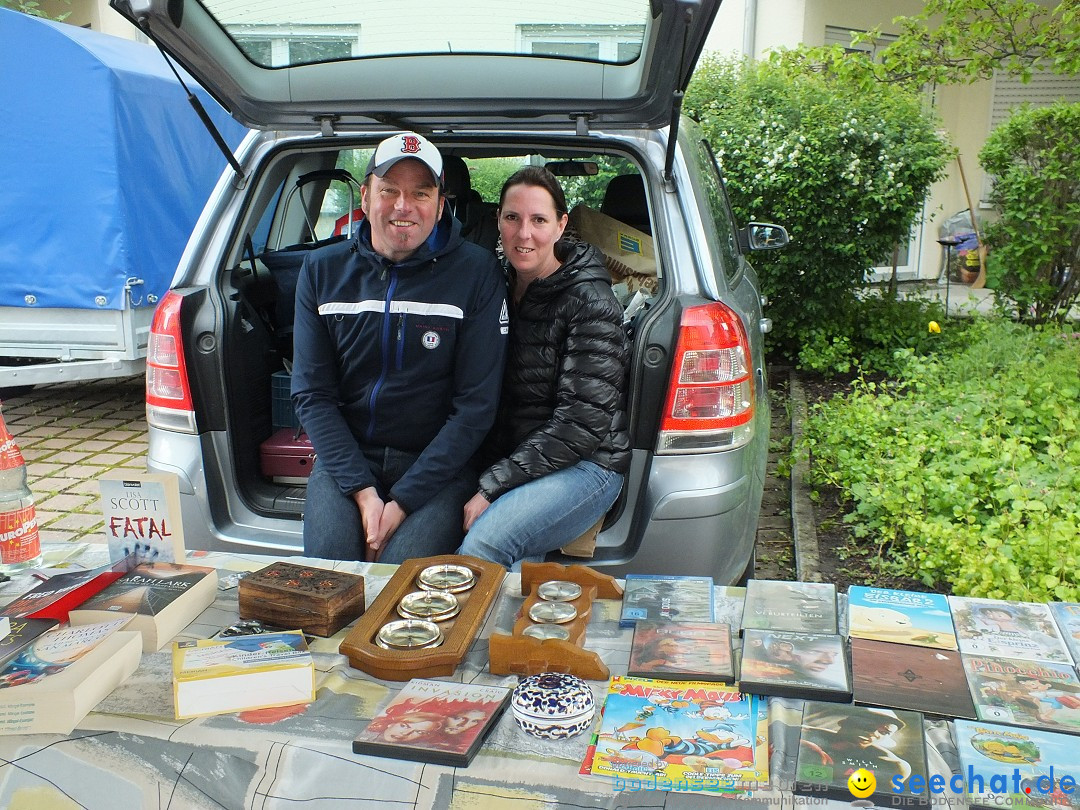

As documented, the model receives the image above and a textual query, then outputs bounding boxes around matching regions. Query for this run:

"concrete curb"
[788,370,821,582]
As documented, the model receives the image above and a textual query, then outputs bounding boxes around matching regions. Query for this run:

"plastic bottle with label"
[0,400,44,573]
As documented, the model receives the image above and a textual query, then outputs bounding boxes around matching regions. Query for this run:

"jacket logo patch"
[499,299,509,324]
[421,330,441,350]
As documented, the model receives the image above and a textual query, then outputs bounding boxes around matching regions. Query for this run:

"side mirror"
[738,222,790,252]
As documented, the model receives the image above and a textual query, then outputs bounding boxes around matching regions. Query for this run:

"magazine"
[584,675,767,793]
[627,621,733,681]
[739,629,850,702]
[954,719,1080,809]
[619,575,714,628]
[963,654,1080,735]
[847,586,957,649]
[741,580,837,633]
[352,678,511,767]
[795,702,929,806]
[949,596,1071,663]
[850,638,976,718]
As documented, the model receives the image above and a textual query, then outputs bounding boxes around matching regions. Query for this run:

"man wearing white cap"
[292,132,508,563]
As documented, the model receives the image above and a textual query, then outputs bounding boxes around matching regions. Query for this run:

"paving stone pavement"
[2,376,147,545]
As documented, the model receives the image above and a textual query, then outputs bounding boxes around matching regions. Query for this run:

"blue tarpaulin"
[0,9,248,310]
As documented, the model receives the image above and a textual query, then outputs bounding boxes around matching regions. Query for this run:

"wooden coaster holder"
[488,562,623,681]
[339,554,505,681]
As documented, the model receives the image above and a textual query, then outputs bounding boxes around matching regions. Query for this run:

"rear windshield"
[199,0,650,68]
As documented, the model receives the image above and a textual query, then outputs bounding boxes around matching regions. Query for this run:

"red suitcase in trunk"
[259,429,315,484]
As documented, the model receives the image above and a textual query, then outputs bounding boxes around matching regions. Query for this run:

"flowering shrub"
[685,55,952,359]
[798,319,1080,601]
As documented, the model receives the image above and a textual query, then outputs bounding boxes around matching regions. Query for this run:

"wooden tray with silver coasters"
[338,554,505,681]
[488,562,623,681]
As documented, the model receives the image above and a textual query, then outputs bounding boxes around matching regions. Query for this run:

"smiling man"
[292,132,507,564]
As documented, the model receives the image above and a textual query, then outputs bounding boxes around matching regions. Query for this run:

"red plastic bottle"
[0,400,43,573]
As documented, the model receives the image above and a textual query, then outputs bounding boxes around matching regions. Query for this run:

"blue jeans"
[457,461,624,569]
[303,450,474,564]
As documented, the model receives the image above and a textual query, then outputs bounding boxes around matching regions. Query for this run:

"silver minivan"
[116,0,783,583]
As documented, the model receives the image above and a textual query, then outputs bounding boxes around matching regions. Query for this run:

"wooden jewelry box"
[238,561,366,637]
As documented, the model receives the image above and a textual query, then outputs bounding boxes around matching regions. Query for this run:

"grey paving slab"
[46,450,94,465]
[37,493,95,512]
[47,512,104,532]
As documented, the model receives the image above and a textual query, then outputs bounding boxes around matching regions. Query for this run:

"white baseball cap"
[365,132,443,188]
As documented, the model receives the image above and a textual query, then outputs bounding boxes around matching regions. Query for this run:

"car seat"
[443,155,499,254]
[600,173,651,236]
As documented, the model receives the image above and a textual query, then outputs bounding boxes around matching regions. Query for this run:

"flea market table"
[0,545,955,809]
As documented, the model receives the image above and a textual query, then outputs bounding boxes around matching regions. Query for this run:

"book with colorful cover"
[954,719,1080,809]
[851,637,976,719]
[69,562,218,651]
[619,575,714,628]
[1049,602,1080,665]
[0,617,59,669]
[352,678,511,767]
[0,619,141,735]
[963,654,1080,736]
[949,596,1071,663]
[847,586,957,650]
[627,621,733,681]
[583,676,767,794]
[0,556,135,622]
[741,580,837,633]
[795,702,930,806]
[172,631,315,719]
[739,629,851,702]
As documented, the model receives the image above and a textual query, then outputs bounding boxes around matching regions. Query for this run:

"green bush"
[798,319,1080,601]
[685,55,951,360]
[979,101,1080,323]
[797,294,964,377]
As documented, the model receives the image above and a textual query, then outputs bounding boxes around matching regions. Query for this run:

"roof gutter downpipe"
[742,0,758,57]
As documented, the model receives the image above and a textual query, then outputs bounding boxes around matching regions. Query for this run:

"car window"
[685,131,742,284]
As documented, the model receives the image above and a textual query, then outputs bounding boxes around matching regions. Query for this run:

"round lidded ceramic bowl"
[511,672,595,739]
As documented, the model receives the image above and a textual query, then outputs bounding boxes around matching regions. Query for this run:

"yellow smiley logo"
[847,768,876,798]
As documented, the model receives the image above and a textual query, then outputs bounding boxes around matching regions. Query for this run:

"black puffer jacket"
[479,241,631,502]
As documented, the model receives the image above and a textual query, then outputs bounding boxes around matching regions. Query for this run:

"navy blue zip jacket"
[291,209,507,514]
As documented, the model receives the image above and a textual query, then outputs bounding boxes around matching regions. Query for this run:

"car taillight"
[145,291,197,433]
[657,302,754,453]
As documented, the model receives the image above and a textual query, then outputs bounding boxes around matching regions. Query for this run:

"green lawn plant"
[979,101,1080,324]
[685,55,951,360]
[798,319,1080,601]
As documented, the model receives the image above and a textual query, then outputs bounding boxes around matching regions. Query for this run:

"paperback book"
[69,562,218,651]
[738,629,851,702]
[963,654,1080,736]
[847,586,957,649]
[627,621,734,681]
[0,619,141,735]
[172,631,315,720]
[352,679,511,767]
[619,575,714,628]
[584,675,767,793]
[949,596,1071,663]
[850,637,976,719]
[954,719,1080,810]
[0,556,134,622]
[99,470,185,564]
[1049,602,1080,665]
[741,579,837,633]
[0,617,59,669]
[795,702,929,806]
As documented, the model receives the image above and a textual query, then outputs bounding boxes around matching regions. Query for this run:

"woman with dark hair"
[457,166,630,568]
